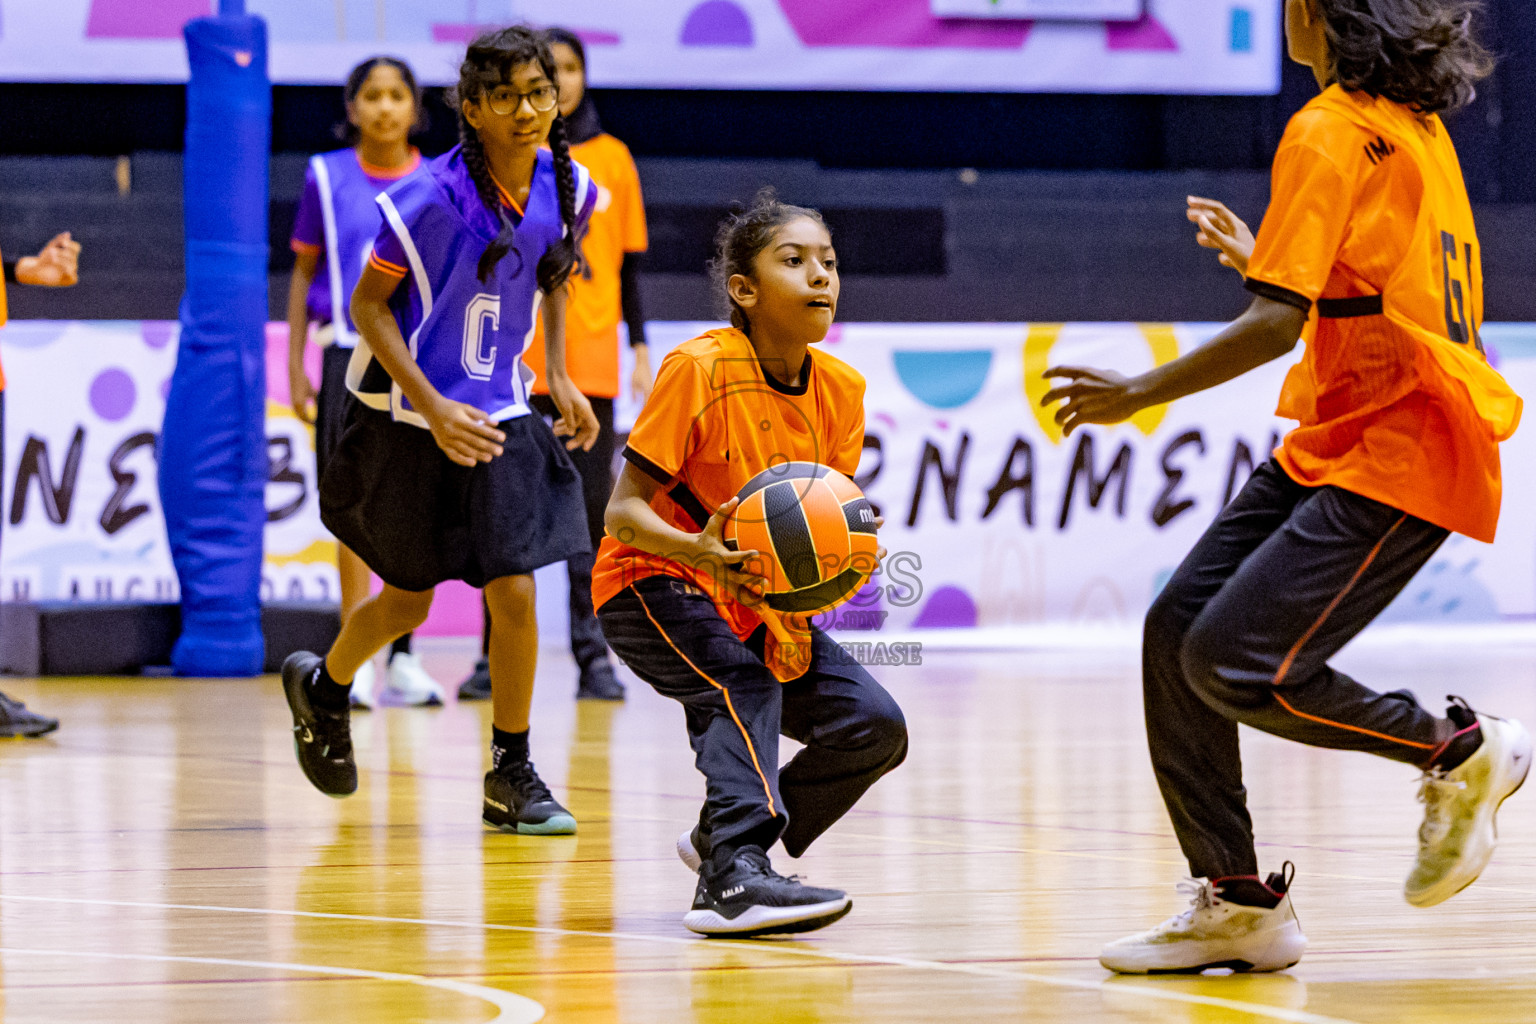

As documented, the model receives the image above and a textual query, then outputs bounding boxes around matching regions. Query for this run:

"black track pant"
[1146,460,1457,879]
[529,395,616,670]
[599,575,908,860]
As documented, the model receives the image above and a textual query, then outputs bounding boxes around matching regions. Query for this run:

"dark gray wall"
[3,153,1532,324]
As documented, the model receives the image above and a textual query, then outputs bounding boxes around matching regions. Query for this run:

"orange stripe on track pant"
[1270,513,1435,752]
[635,589,778,816]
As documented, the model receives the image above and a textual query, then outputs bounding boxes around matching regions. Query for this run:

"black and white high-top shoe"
[280,651,356,798]
[683,845,850,938]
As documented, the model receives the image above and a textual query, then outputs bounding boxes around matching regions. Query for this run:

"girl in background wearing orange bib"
[1045,0,1530,975]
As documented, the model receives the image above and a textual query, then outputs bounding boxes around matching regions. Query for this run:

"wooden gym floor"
[1,635,1534,1024]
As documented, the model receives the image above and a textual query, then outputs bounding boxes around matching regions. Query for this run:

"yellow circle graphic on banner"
[1022,323,1181,445]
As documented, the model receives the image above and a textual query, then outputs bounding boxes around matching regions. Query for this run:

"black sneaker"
[0,691,59,738]
[684,845,851,937]
[280,651,357,797]
[483,760,577,835]
[457,658,491,702]
[576,659,625,701]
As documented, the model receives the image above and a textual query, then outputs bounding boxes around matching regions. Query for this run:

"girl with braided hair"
[280,25,602,836]
[459,25,653,704]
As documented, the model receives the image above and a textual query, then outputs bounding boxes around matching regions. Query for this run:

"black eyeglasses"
[486,84,558,116]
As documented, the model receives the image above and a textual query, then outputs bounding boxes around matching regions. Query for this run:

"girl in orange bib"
[1045,0,1530,975]
[597,191,907,938]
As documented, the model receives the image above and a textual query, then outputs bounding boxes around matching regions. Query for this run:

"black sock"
[491,726,529,771]
[309,661,351,712]
[707,820,780,875]
[390,633,412,658]
[1433,725,1484,772]
[1213,876,1282,909]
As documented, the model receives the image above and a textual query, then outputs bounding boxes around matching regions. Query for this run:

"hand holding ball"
[722,462,879,615]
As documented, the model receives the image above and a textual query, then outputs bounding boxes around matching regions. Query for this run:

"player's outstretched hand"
[548,375,601,451]
[424,397,506,467]
[1186,197,1254,276]
[630,345,655,406]
[698,496,769,607]
[1040,366,1144,436]
[15,231,81,287]
[288,359,317,425]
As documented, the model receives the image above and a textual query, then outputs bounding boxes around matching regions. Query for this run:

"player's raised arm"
[1041,295,1305,435]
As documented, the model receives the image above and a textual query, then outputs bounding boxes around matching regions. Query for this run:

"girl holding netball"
[460,25,653,704]
[286,56,446,709]
[597,190,908,937]
[281,26,601,836]
[1045,0,1529,974]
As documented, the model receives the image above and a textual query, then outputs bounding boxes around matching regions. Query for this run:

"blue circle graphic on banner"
[892,350,993,409]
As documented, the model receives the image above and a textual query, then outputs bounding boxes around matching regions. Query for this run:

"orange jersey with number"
[1244,85,1521,542]
[591,327,866,681]
[523,133,647,398]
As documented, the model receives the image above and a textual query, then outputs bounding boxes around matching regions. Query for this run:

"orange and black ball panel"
[723,461,879,616]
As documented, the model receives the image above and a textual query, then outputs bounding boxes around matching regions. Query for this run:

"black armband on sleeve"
[2,260,15,284]
[620,251,648,348]
[1243,278,1312,313]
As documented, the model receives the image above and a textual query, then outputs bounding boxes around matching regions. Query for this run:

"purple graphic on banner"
[142,321,175,349]
[88,0,209,39]
[681,1,753,46]
[89,368,137,421]
[779,0,1031,48]
[1106,13,1178,51]
[912,585,978,629]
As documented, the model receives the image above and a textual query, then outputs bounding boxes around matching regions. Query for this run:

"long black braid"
[456,114,519,282]
[451,25,584,288]
[541,113,582,294]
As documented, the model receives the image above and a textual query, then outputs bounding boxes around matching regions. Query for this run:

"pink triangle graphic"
[1106,12,1178,52]
[88,0,210,39]
[433,23,621,45]
[778,0,1031,49]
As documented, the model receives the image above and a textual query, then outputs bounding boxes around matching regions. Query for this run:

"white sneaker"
[384,651,446,707]
[678,827,703,872]
[1405,707,1531,907]
[1099,869,1306,974]
[349,660,377,711]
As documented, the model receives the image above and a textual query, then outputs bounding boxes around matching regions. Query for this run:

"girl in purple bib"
[285,57,445,709]
[281,27,601,836]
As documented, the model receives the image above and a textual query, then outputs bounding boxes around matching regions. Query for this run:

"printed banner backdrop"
[0,321,336,610]
[0,0,1280,94]
[4,320,1535,641]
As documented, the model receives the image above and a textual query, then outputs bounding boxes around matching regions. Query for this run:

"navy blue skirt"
[319,400,591,591]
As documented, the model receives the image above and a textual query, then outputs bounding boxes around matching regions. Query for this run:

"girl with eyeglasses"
[459,26,653,705]
[280,26,603,837]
